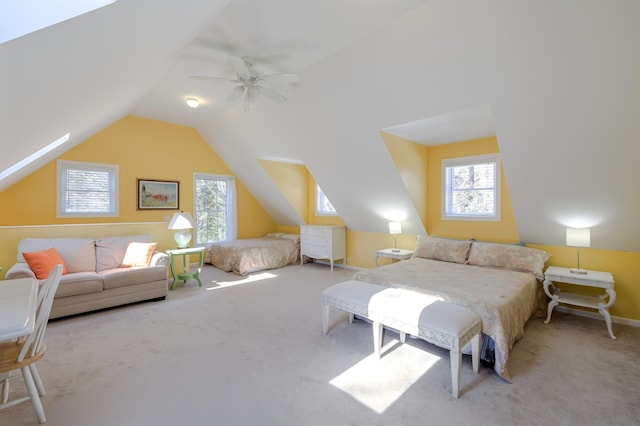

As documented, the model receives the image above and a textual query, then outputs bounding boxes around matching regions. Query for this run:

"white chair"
[0,264,63,423]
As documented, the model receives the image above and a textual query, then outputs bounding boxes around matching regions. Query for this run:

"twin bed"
[204,233,300,276]
[352,236,550,382]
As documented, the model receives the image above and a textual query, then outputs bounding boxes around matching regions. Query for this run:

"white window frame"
[193,173,237,245]
[315,184,337,216]
[57,160,118,218]
[441,154,501,222]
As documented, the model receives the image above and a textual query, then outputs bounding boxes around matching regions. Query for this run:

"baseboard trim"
[555,306,640,327]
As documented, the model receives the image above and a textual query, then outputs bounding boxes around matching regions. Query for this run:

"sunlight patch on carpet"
[206,272,278,289]
[329,341,440,413]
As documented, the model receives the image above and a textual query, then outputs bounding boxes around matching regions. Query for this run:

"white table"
[374,248,414,267]
[543,266,616,339]
[0,278,39,341]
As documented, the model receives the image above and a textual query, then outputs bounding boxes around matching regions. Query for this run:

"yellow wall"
[259,160,308,221]
[0,116,276,274]
[381,131,429,224]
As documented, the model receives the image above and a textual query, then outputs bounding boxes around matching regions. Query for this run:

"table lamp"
[566,227,590,274]
[168,212,195,248]
[388,221,402,252]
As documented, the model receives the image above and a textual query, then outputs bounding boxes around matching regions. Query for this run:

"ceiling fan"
[190,56,299,111]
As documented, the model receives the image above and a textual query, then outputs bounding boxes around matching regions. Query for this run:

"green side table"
[166,247,206,290]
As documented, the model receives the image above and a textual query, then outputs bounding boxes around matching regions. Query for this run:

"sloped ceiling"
[1,0,639,251]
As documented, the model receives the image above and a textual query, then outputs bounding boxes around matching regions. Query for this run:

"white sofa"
[5,235,169,319]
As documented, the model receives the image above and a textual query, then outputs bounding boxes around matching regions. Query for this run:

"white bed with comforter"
[205,233,300,276]
[352,236,550,382]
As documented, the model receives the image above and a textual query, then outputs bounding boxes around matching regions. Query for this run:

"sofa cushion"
[18,238,96,273]
[100,266,168,290]
[121,242,157,267]
[56,272,104,298]
[22,247,69,279]
[95,235,153,272]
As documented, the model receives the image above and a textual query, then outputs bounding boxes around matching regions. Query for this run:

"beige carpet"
[2,263,639,426]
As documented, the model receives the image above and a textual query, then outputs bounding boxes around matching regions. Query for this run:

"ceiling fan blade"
[190,75,234,82]
[258,86,287,104]
[260,73,299,85]
[230,56,251,76]
[227,85,245,103]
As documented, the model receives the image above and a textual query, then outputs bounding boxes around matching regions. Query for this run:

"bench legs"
[373,322,383,358]
[374,325,480,399]
[450,333,480,398]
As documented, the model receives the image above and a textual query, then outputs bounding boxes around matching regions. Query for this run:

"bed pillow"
[264,233,286,239]
[278,234,300,242]
[22,247,69,279]
[467,241,550,279]
[412,236,472,264]
[121,242,157,268]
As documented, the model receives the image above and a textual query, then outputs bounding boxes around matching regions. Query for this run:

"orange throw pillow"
[22,247,68,279]
[121,242,157,268]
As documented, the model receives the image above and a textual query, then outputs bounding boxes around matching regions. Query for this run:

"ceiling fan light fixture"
[186,97,200,108]
[189,56,298,112]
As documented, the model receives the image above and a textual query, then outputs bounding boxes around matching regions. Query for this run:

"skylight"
[0,0,117,44]
[0,133,70,181]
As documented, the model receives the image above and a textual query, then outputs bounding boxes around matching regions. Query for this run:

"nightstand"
[374,248,414,267]
[543,266,616,339]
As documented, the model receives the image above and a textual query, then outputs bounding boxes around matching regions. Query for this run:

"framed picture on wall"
[137,179,179,210]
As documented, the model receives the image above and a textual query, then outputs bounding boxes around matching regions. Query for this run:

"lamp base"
[570,268,588,275]
[173,230,192,249]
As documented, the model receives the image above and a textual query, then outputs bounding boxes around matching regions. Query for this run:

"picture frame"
[137,179,179,210]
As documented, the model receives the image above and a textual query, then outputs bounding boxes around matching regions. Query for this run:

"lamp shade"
[388,221,402,235]
[168,212,194,230]
[566,227,590,247]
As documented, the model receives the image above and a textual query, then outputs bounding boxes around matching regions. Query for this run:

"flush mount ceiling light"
[186,97,200,108]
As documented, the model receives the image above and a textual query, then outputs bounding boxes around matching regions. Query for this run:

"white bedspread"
[352,257,541,382]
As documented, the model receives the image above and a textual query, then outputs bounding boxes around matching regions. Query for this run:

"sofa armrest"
[5,263,37,280]
[151,252,170,267]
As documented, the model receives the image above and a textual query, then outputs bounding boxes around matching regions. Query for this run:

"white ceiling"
[1,0,639,251]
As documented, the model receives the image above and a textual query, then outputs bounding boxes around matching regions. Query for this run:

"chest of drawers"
[300,225,346,271]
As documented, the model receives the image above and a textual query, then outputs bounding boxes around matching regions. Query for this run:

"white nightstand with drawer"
[300,225,346,271]
[543,266,616,339]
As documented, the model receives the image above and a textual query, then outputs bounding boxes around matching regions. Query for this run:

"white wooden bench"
[322,280,482,398]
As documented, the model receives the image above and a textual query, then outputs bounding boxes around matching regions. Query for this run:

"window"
[442,154,500,221]
[57,160,118,217]
[316,184,337,216]
[194,173,237,244]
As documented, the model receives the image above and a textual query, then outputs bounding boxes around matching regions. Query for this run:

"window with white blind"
[316,184,337,216]
[194,173,237,244]
[442,154,501,221]
[57,160,118,217]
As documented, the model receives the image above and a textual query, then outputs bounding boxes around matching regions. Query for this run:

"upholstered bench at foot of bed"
[322,280,482,398]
